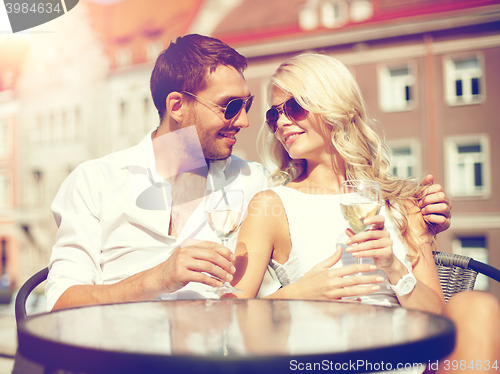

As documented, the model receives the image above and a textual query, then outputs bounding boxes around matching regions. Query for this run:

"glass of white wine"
[204,188,244,296]
[340,180,382,265]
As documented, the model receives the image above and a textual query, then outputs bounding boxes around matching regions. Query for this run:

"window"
[116,48,132,68]
[0,174,11,210]
[378,64,415,112]
[49,112,55,142]
[41,115,49,143]
[33,115,42,143]
[143,97,153,130]
[444,55,483,106]
[53,112,63,141]
[32,170,44,206]
[119,101,128,134]
[66,110,75,139]
[349,0,373,23]
[61,111,67,140]
[146,40,163,61]
[321,0,347,28]
[387,139,421,179]
[299,0,347,30]
[74,107,82,138]
[0,119,10,158]
[1,239,7,275]
[453,236,488,291]
[445,135,490,198]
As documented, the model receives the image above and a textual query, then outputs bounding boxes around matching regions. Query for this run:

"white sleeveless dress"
[269,186,413,307]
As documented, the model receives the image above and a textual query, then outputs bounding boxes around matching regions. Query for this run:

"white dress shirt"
[46,129,275,311]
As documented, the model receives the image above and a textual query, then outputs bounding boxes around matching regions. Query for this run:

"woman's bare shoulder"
[241,189,290,251]
[244,190,288,227]
[248,189,284,209]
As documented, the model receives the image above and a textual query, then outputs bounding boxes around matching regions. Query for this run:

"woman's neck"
[288,152,346,194]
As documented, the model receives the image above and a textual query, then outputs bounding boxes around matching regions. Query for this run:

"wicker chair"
[434,251,500,302]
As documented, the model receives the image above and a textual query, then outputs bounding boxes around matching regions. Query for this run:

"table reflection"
[23,299,448,358]
[169,300,232,355]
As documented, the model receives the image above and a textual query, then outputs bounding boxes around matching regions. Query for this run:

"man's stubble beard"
[187,110,232,162]
[203,141,232,162]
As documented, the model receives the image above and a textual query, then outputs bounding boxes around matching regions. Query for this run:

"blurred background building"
[0,0,499,299]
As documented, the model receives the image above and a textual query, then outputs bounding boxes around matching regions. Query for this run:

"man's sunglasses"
[265,97,309,134]
[182,91,254,120]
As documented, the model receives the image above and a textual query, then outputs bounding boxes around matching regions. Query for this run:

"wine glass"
[340,180,382,265]
[204,188,244,296]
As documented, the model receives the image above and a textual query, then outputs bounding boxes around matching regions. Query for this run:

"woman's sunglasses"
[182,91,254,120]
[265,97,309,134]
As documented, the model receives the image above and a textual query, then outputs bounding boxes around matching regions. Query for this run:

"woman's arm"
[402,203,445,312]
[227,190,288,298]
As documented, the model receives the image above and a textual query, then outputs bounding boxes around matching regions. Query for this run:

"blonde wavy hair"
[257,53,431,262]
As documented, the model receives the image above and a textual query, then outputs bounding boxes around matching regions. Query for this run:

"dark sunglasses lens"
[285,98,308,121]
[266,108,279,133]
[224,99,244,119]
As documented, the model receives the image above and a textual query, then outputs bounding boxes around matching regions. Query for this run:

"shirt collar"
[125,128,163,184]
[210,157,232,174]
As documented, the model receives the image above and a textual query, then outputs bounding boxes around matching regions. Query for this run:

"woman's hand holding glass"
[339,180,382,267]
[344,214,396,270]
[285,246,384,301]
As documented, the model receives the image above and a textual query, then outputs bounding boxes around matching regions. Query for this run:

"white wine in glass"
[340,180,382,265]
[205,210,243,241]
[204,189,244,296]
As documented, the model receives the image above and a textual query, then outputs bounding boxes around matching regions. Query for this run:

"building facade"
[208,0,500,298]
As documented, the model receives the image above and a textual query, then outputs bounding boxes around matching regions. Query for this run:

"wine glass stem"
[220,237,232,288]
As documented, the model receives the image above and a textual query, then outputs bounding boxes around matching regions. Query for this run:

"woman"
[228,53,443,312]
[228,53,499,370]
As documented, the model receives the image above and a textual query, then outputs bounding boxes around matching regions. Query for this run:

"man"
[45,34,451,311]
